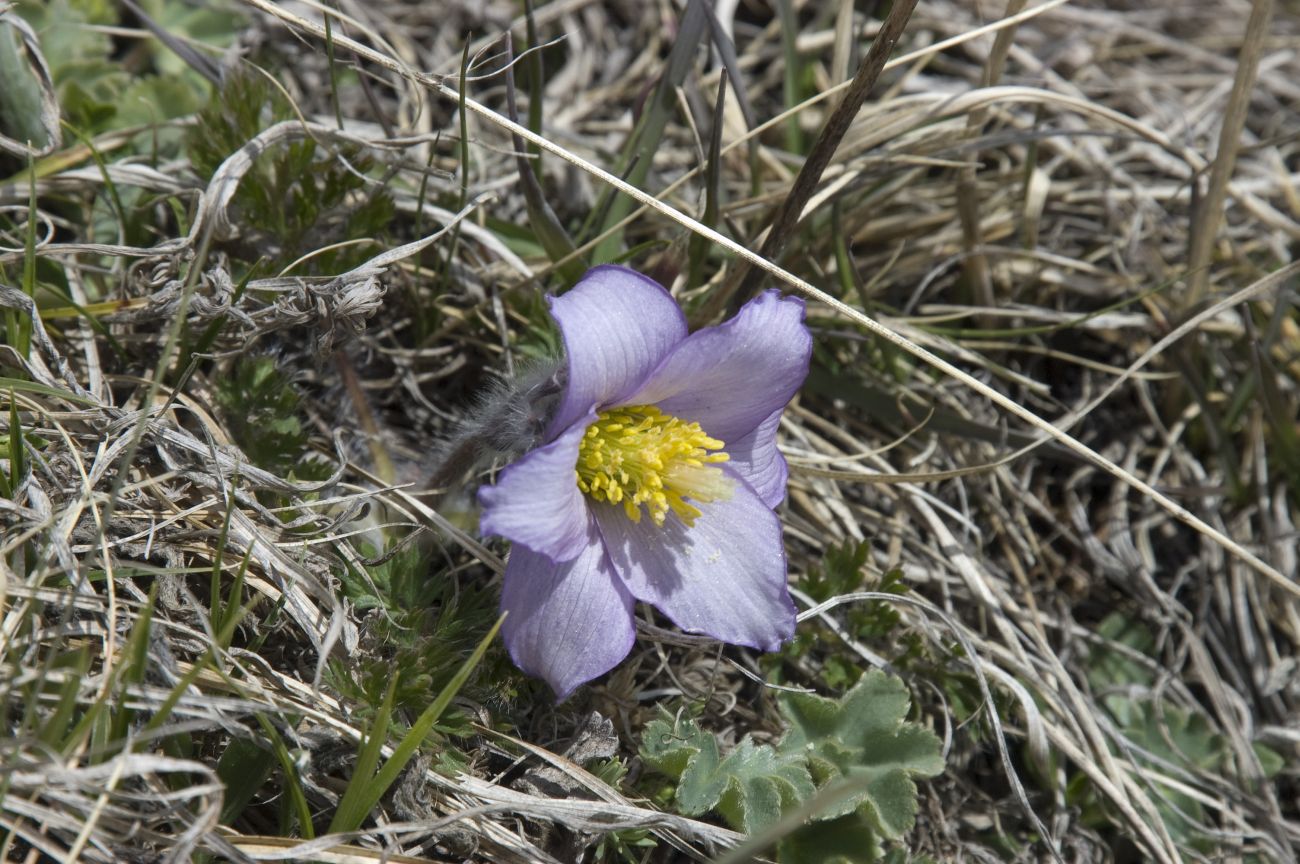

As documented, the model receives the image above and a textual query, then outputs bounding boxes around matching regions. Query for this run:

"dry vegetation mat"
[1,0,1298,861]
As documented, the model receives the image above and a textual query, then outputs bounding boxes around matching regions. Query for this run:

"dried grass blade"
[592,0,708,261]
[504,34,582,283]
[729,0,920,304]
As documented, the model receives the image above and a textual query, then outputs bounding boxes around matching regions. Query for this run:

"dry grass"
[2,0,1299,861]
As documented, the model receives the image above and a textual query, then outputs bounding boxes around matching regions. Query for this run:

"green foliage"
[594,827,657,863]
[1078,613,1285,855]
[9,0,220,143]
[216,737,276,825]
[781,674,945,837]
[328,616,503,833]
[780,540,920,689]
[778,813,881,864]
[591,757,659,862]
[212,355,325,478]
[0,395,27,499]
[0,19,50,149]
[642,716,815,834]
[641,670,944,863]
[134,0,240,79]
[187,72,394,275]
[4,0,230,269]
[333,542,507,730]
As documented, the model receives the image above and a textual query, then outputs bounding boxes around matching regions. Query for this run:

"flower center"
[575,405,732,527]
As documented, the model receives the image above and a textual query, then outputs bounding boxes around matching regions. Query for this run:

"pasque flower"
[479,265,812,699]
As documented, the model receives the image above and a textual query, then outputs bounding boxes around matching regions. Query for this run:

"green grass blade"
[217,737,277,825]
[38,648,89,748]
[524,0,544,162]
[687,69,729,288]
[7,156,38,356]
[775,0,805,155]
[0,377,96,406]
[252,711,315,838]
[329,673,398,833]
[1,389,17,498]
[62,584,155,757]
[107,580,156,746]
[330,614,503,833]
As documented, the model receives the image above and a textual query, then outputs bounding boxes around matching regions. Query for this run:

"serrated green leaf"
[642,673,942,843]
[685,737,815,833]
[779,670,943,838]
[778,812,880,864]
[781,669,912,749]
[640,709,814,833]
[639,709,707,780]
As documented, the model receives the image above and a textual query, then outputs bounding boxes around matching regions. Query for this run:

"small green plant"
[6,0,227,148]
[328,616,502,834]
[187,72,393,276]
[1077,613,1285,856]
[212,355,327,479]
[332,541,510,743]
[779,540,921,689]
[591,756,658,862]
[641,669,944,863]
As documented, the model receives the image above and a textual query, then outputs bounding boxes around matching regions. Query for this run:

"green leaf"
[779,670,944,839]
[1086,612,1156,691]
[639,709,703,780]
[136,0,242,79]
[0,377,96,405]
[697,738,816,834]
[778,812,880,864]
[0,18,51,149]
[2,391,21,498]
[1254,742,1284,779]
[116,74,206,130]
[14,0,113,74]
[641,672,943,844]
[640,709,814,834]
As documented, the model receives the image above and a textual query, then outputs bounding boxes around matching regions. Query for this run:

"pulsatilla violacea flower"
[479,265,812,699]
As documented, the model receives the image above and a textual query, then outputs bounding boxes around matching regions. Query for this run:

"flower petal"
[479,419,590,562]
[621,289,811,444]
[593,471,796,651]
[548,266,688,437]
[726,408,788,509]
[500,524,637,701]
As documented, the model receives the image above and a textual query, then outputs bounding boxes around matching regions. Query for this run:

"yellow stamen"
[575,405,732,527]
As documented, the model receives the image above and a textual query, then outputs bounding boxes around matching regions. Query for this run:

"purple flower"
[478,265,812,699]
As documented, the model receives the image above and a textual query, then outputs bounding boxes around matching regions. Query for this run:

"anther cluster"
[575,405,732,526]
